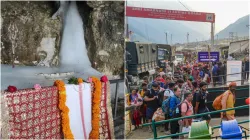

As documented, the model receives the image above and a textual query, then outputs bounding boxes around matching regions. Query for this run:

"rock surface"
[1,1,124,76]
[1,1,61,67]
[81,1,124,76]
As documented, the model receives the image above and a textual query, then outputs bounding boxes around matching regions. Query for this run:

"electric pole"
[229,32,234,42]
[187,32,189,46]
[216,35,218,45]
[196,39,198,54]
[165,32,168,44]
[171,34,173,45]
[235,32,238,41]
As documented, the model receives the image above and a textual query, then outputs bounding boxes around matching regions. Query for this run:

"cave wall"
[1,1,124,76]
[1,1,61,67]
[81,1,124,76]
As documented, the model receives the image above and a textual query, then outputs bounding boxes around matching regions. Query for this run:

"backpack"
[162,96,171,115]
[199,71,204,78]
[172,101,189,118]
[213,90,230,110]
[158,89,165,107]
[192,90,198,108]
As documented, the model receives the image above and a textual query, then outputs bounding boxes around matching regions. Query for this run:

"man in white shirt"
[164,82,175,100]
[163,82,175,133]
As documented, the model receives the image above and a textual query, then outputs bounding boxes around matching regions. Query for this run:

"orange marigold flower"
[78,78,83,84]
[89,77,101,139]
[55,79,74,139]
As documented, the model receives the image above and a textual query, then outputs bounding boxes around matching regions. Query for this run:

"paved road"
[126,116,249,139]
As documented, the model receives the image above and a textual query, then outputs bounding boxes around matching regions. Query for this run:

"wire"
[178,0,190,11]
[177,0,211,28]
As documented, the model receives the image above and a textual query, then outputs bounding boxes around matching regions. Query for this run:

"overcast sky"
[127,0,250,33]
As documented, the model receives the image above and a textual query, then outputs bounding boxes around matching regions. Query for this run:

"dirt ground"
[126,116,249,139]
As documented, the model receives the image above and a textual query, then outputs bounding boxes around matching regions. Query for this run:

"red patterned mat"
[2,87,62,139]
[99,82,115,139]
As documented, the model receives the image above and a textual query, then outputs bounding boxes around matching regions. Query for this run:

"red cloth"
[192,70,199,81]
[160,78,165,83]
[207,77,211,84]
[4,87,62,139]
[99,82,112,139]
[133,110,141,126]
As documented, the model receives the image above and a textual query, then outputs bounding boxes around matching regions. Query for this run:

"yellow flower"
[54,80,74,139]
[78,78,83,84]
[89,77,101,139]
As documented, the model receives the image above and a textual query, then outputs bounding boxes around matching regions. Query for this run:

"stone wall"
[80,1,124,76]
[1,1,61,67]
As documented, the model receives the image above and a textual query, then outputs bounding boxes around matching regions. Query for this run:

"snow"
[1,1,102,90]
[59,1,91,68]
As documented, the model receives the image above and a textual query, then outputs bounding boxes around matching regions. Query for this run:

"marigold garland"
[78,78,83,84]
[89,77,102,139]
[54,80,74,139]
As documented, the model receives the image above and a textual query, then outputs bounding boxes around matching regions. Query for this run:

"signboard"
[227,61,242,86]
[126,6,215,23]
[198,52,219,62]
[158,49,165,60]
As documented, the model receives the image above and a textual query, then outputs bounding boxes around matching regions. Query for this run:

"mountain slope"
[128,17,209,44]
[216,14,249,39]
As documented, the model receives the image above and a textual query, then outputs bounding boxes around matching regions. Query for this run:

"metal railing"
[207,87,249,93]
[209,71,249,86]
[206,87,249,104]
[207,97,248,104]
[110,79,125,139]
[110,79,124,119]
[142,105,250,139]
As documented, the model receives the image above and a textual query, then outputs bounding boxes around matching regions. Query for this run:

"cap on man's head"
[152,83,159,88]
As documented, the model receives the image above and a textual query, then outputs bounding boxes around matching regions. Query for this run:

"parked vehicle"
[125,41,172,87]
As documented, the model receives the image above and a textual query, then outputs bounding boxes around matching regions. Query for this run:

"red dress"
[133,109,141,126]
